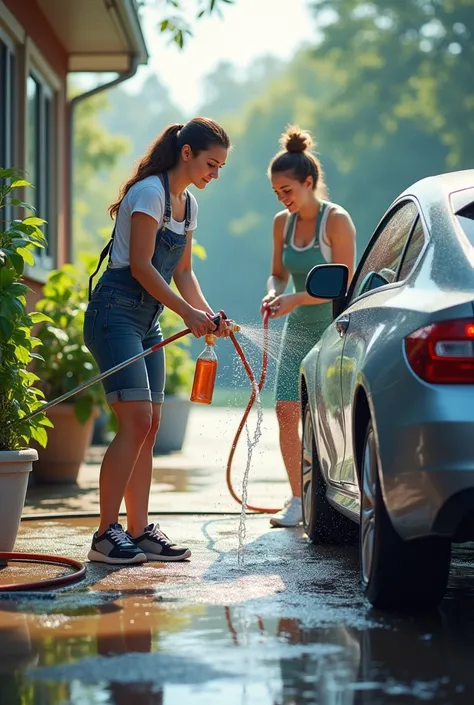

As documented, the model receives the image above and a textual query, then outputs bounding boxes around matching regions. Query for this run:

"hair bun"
[280,125,313,154]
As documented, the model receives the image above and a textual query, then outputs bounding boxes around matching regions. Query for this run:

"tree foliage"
[139,0,235,47]
[73,0,474,387]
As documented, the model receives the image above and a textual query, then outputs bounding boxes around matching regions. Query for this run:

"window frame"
[24,37,63,279]
[394,214,428,282]
[0,26,18,225]
[26,68,56,270]
[345,198,422,306]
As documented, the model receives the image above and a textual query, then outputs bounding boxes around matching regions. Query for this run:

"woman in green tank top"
[262,125,356,528]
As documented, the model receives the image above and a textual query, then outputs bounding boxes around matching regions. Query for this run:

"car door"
[314,315,348,484]
[337,201,425,487]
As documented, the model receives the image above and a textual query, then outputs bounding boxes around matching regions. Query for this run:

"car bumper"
[375,388,474,541]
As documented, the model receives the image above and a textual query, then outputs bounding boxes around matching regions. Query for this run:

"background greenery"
[73,0,474,397]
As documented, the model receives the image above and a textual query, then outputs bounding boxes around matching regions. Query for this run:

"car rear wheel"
[360,420,451,610]
[301,405,357,545]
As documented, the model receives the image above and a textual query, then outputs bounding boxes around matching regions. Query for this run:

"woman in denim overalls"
[84,118,231,564]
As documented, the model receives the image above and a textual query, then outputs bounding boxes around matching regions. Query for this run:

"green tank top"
[282,202,333,327]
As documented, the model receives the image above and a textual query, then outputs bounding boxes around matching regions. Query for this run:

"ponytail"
[109,117,230,219]
[109,123,183,219]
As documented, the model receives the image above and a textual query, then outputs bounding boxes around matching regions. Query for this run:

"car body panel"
[300,170,474,543]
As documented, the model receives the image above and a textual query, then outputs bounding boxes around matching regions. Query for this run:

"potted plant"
[0,168,52,550]
[31,255,107,483]
[153,306,195,454]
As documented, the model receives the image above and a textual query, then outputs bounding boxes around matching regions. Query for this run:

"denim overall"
[83,173,190,405]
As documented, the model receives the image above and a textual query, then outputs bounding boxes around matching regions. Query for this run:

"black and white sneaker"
[88,523,147,564]
[128,523,191,562]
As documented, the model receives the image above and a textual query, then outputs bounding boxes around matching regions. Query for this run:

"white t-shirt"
[109,175,198,268]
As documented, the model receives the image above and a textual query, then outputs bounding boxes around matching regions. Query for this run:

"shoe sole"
[144,549,191,562]
[269,518,301,528]
[87,550,147,565]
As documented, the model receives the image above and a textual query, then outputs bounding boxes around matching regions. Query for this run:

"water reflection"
[1,590,474,704]
[0,538,474,704]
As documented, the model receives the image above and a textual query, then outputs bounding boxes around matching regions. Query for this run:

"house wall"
[1,0,70,303]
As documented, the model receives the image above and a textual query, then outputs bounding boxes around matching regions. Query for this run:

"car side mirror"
[356,270,390,297]
[305,264,349,300]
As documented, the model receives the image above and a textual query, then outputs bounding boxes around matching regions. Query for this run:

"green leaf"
[10,179,31,189]
[16,246,35,266]
[38,416,54,428]
[0,267,16,287]
[8,282,29,297]
[9,253,25,275]
[15,346,31,364]
[29,311,53,324]
[23,216,46,226]
[0,316,14,340]
[30,425,48,448]
[192,242,207,260]
[74,396,93,424]
[9,198,36,210]
[0,167,20,180]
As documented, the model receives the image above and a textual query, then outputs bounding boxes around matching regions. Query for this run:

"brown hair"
[268,125,328,198]
[109,117,230,219]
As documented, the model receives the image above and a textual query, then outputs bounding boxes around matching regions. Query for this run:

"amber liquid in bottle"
[190,358,218,404]
[190,334,218,405]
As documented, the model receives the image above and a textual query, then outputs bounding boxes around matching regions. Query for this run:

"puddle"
[3,519,474,703]
[0,593,471,704]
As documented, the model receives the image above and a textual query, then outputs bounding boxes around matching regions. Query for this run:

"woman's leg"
[276,400,302,498]
[270,400,303,527]
[125,402,162,535]
[97,400,153,535]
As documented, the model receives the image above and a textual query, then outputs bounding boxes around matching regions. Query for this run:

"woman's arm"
[173,232,213,315]
[129,212,215,337]
[261,212,290,313]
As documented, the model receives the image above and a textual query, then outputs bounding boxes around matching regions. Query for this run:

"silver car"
[300,170,474,610]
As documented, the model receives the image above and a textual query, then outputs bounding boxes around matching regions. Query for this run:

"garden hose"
[1,309,278,592]
[0,552,86,592]
[226,309,281,514]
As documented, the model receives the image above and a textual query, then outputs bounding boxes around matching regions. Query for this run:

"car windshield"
[456,202,474,248]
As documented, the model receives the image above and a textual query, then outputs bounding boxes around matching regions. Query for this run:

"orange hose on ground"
[0,552,86,591]
[226,310,282,514]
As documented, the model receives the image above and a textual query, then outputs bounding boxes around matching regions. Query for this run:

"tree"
[139,0,235,47]
[309,0,474,166]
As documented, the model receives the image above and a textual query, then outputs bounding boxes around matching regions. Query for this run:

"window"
[456,203,474,248]
[0,35,16,223]
[27,72,55,267]
[397,217,426,281]
[349,201,418,302]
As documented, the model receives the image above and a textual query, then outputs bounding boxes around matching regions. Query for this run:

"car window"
[456,203,474,247]
[349,201,418,303]
[397,216,426,280]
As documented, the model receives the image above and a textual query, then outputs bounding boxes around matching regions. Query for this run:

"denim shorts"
[83,284,165,406]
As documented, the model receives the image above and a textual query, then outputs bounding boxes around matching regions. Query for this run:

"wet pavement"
[3,405,474,703]
[23,406,289,516]
[2,515,474,704]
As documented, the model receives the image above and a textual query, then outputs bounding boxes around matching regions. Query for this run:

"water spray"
[1,308,279,591]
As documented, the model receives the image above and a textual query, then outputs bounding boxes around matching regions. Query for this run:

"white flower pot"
[0,449,37,552]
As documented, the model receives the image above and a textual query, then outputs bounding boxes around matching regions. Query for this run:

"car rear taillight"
[405,319,474,384]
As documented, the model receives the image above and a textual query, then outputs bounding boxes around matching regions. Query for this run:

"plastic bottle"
[190,334,218,405]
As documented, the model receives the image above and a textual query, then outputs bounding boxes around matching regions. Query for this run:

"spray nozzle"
[211,311,241,334]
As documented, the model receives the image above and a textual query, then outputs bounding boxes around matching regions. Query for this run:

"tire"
[301,404,358,545]
[360,420,451,610]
